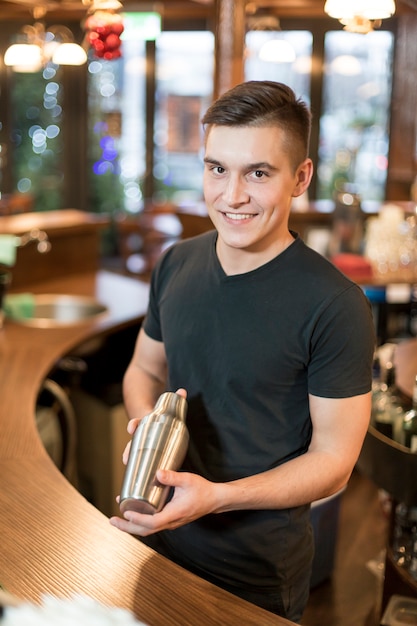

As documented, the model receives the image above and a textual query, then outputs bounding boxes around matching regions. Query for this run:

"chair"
[115,208,182,279]
[176,212,214,239]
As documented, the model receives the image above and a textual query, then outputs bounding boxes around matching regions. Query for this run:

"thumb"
[156,468,179,486]
[175,388,187,399]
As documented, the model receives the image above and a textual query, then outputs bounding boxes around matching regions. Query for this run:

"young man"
[110,81,375,622]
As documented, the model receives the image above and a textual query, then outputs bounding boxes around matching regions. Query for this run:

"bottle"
[328,183,365,256]
[409,518,417,581]
[373,357,405,443]
[403,375,417,452]
[391,503,415,569]
[0,267,11,329]
[371,353,386,417]
[119,392,189,515]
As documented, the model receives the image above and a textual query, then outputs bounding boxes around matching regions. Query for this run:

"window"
[245,30,313,107]
[87,29,214,213]
[10,66,64,211]
[0,18,397,214]
[87,37,147,215]
[318,30,394,205]
[154,31,214,205]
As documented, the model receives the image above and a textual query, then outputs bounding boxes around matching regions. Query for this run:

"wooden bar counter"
[0,270,290,625]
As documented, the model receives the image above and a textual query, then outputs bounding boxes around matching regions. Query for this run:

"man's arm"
[110,388,371,536]
[213,391,371,512]
[122,328,168,438]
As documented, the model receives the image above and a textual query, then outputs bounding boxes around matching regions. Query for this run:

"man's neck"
[216,233,295,276]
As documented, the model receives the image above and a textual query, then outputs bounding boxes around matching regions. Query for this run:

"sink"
[10,294,108,328]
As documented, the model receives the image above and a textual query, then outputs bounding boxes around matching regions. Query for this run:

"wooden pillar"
[213,0,246,100]
[144,39,156,201]
[386,14,417,200]
[61,64,88,211]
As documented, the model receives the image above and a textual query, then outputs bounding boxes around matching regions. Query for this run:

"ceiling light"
[4,21,87,72]
[324,0,396,33]
[52,43,87,66]
[4,44,43,72]
[87,0,123,9]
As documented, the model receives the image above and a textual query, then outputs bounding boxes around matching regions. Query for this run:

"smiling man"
[110,81,376,623]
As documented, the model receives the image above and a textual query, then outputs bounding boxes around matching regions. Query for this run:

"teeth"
[225,213,253,220]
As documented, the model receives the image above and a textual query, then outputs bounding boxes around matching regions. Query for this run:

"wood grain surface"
[0,270,290,625]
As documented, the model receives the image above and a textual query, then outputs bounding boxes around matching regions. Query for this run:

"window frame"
[1,15,415,213]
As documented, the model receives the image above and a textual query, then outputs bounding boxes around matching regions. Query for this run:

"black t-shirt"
[143,231,375,590]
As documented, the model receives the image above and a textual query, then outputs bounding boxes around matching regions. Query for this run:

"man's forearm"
[212,448,350,514]
[123,361,166,423]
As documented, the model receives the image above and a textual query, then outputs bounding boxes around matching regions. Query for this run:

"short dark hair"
[202,81,311,170]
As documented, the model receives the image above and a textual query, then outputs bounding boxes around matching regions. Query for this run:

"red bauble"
[103,49,118,60]
[110,22,124,36]
[104,33,120,51]
[85,10,124,60]
[95,24,112,37]
[88,31,100,43]
[92,38,105,53]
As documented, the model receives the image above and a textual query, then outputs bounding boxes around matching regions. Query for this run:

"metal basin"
[12,294,108,328]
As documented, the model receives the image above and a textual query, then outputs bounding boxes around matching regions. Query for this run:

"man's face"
[203,124,312,269]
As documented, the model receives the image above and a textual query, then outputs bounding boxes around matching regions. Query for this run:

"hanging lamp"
[324,0,396,33]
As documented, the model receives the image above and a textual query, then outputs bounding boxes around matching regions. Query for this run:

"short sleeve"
[307,285,376,398]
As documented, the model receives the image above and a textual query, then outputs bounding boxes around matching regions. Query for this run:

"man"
[110,81,375,622]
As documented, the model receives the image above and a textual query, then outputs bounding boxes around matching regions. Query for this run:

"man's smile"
[224,212,256,221]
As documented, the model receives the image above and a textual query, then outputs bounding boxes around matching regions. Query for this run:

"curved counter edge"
[0,270,290,626]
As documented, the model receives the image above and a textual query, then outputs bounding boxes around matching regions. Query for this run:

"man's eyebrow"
[203,156,222,165]
[247,161,277,171]
[203,157,277,171]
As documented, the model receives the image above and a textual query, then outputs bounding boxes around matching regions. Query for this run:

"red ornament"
[105,33,121,51]
[84,10,124,60]
[110,22,124,36]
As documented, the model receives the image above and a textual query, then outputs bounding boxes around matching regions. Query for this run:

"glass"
[154,31,214,205]
[245,30,312,106]
[87,38,146,216]
[10,65,64,211]
[0,269,11,328]
[364,207,417,279]
[87,26,215,214]
[318,30,394,205]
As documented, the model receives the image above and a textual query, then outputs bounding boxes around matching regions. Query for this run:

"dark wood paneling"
[0,0,415,22]
[387,14,417,200]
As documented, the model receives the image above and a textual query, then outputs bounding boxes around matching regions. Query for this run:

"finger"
[156,468,181,486]
[122,441,131,465]
[175,388,187,399]
[109,515,152,537]
[127,418,140,435]
[123,509,166,535]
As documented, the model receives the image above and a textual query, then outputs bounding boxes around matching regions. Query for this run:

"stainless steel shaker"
[119,392,189,515]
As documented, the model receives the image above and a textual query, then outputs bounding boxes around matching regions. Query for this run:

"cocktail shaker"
[119,392,189,515]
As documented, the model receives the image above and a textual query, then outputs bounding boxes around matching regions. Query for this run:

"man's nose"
[223,175,250,207]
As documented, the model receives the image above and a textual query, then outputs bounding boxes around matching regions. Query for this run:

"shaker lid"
[155,391,188,421]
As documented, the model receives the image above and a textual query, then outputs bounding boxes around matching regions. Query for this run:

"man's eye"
[253,170,265,179]
[214,166,225,174]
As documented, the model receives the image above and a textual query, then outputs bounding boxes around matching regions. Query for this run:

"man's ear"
[293,158,313,197]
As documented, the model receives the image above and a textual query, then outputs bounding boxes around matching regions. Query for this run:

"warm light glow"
[4,22,87,72]
[4,44,42,72]
[324,0,396,21]
[52,43,87,66]
[330,55,362,76]
[89,0,123,9]
[259,39,296,63]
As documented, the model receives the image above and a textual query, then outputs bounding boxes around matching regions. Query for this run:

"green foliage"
[11,69,64,211]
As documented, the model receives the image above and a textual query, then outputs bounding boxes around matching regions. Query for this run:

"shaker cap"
[155,391,188,421]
